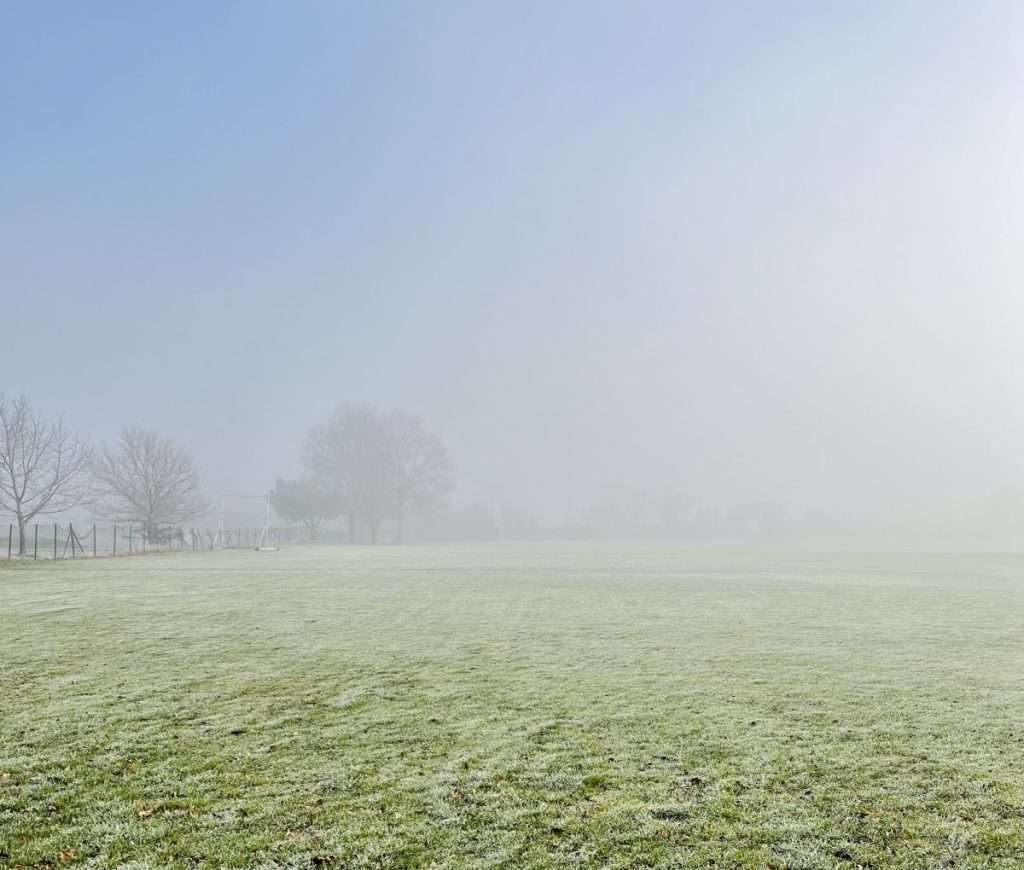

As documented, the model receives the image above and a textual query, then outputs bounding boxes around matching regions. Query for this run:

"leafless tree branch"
[91,426,209,538]
[0,393,91,555]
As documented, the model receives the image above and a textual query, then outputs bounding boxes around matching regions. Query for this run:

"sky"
[3,1,1024,530]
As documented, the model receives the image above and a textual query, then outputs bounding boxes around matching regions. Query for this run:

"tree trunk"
[16,513,26,556]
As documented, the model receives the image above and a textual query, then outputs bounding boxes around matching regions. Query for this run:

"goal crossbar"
[213,494,279,551]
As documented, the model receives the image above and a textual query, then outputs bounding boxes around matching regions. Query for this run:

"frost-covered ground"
[1,544,1022,868]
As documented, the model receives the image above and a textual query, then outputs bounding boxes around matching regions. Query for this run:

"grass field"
[1,544,1022,869]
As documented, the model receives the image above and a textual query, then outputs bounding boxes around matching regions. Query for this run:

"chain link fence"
[1,521,307,560]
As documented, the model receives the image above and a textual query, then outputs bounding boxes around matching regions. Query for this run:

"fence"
[2,522,307,560]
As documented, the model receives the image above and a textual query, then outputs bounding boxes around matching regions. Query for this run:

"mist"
[5,1,1024,542]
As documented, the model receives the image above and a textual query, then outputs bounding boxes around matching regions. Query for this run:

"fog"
[4,3,1024,541]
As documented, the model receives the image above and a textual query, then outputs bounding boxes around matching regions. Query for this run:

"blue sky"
[3,2,1024,524]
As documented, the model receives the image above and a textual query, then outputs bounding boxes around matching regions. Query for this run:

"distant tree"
[655,487,691,536]
[690,504,721,536]
[303,419,351,537]
[385,411,454,543]
[0,393,91,555]
[498,502,539,541]
[269,478,344,538]
[445,502,499,541]
[581,486,652,538]
[91,426,208,538]
[303,405,455,544]
[303,405,389,543]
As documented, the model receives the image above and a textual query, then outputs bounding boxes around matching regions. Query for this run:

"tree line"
[0,393,208,555]
[271,404,453,543]
[0,393,454,556]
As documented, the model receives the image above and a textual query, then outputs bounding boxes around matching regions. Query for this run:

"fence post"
[34,524,38,559]
[93,524,97,557]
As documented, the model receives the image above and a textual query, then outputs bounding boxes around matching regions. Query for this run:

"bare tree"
[0,393,91,555]
[302,405,455,544]
[303,413,355,542]
[303,404,389,543]
[385,411,454,543]
[91,426,208,539]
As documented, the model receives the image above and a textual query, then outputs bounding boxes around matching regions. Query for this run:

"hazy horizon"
[5,2,1024,537]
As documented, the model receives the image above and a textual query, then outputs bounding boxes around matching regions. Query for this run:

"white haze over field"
[3,2,1024,540]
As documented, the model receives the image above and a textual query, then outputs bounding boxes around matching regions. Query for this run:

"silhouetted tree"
[498,502,539,540]
[91,426,208,539]
[269,477,344,538]
[655,487,691,536]
[385,410,453,543]
[0,393,91,555]
[303,405,454,543]
[304,405,389,542]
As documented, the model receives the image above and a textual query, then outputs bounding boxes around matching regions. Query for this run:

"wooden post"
[34,524,38,559]
[129,524,133,553]
[113,524,117,556]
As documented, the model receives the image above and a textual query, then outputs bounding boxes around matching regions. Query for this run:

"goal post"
[256,495,279,551]
[212,494,280,551]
